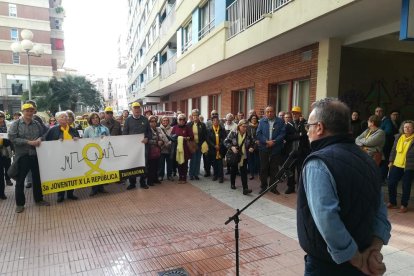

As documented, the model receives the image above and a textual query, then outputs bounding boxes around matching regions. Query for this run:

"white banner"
[36,134,146,195]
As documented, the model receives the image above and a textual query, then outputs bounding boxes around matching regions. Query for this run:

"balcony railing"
[199,18,215,40]
[160,6,176,37]
[227,0,293,39]
[160,55,177,80]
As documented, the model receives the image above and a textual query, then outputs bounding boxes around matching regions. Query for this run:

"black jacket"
[187,121,207,146]
[206,125,227,158]
[297,135,381,264]
[44,125,80,141]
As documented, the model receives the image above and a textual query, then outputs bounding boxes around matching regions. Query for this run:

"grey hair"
[311,98,350,135]
[400,120,414,134]
[177,113,186,120]
[55,111,68,119]
[191,109,200,116]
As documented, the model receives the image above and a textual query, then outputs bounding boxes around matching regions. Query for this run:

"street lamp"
[10,29,44,101]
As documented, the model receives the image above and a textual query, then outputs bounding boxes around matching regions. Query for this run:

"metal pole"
[26,50,32,101]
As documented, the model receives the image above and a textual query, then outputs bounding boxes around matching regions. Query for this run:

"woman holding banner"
[83,112,110,196]
[44,111,80,203]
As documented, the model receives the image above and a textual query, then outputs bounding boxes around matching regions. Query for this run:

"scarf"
[176,136,185,165]
[394,134,414,168]
[238,132,246,167]
[60,125,72,140]
[213,124,221,159]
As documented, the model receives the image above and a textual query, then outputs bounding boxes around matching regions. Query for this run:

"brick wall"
[0,27,51,44]
[0,2,49,20]
[164,43,319,117]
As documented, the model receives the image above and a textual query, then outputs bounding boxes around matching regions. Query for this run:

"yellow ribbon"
[82,143,106,176]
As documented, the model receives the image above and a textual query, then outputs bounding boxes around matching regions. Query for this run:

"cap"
[292,106,302,113]
[104,106,113,112]
[131,102,140,108]
[22,103,35,110]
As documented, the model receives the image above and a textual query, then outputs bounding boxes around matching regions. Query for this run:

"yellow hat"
[104,106,113,112]
[292,106,302,113]
[131,102,140,108]
[22,103,35,110]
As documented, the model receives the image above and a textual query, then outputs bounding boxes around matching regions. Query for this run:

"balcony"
[160,55,177,80]
[160,6,176,38]
[227,0,294,39]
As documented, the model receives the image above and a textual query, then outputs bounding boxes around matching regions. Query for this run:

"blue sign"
[401,0,414,40]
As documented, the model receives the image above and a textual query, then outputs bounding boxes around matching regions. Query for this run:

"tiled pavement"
[0,174,414,275]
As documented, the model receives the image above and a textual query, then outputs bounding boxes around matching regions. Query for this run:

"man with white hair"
[44,111,80,203]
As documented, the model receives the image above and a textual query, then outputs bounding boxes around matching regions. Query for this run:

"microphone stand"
[224,152,297,276]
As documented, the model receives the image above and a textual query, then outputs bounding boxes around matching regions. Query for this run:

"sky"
[63,0,127,76]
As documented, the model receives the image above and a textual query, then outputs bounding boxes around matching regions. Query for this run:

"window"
[182,21,192,52]
[292,79,310,117]
[9,4,17,17]
[151,56,158,77]
[55,19,60,29]
[233,88,254,115]
[275,83,289,115]
[12,53,20,64]
[192,97,201,111]
[199,0,215,39]
[10,28,18,41]
[269,79,310,118]
[209,94,221,117]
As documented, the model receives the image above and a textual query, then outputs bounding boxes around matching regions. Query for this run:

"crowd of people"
[0,100,412,215]
[2,96,411,273]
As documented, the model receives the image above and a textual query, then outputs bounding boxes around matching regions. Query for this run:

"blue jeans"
[304,255,365,276]
[189,149,202,177]
[248,150,260,177]
[388,167,414,207]
[158,153,172,178]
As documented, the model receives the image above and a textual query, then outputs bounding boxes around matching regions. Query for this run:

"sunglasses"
[178,118,186,121]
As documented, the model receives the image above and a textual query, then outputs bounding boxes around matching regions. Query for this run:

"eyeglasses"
[178,118,186,121]
[305,122,318,131]
[212,113,218,116]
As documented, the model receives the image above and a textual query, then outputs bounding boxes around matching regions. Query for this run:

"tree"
[24,76,104,114]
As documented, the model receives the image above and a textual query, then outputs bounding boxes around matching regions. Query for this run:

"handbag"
[225,150,241,166]
[225,133,246,166]
[372,151,382,166]
[187,140,198,154]
[149,145,161,160]
[7,156,19,180]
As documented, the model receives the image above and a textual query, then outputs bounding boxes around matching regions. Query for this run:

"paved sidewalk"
[0,174,413,275]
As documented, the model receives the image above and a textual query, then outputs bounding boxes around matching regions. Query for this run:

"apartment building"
[126,0,414,120]
[0,0,65,113]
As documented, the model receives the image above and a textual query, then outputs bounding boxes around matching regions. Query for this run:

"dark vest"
[297,135,381,263]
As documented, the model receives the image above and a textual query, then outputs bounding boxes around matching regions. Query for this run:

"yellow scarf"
[192,123,199,143]
[237,132,246,167]
[394,134,414,168]
[176,136,185,165]
[213,125,221,159]
[60,125,72,140]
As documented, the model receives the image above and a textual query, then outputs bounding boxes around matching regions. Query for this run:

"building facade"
[0,0,65,114]
[126,0,414,120]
